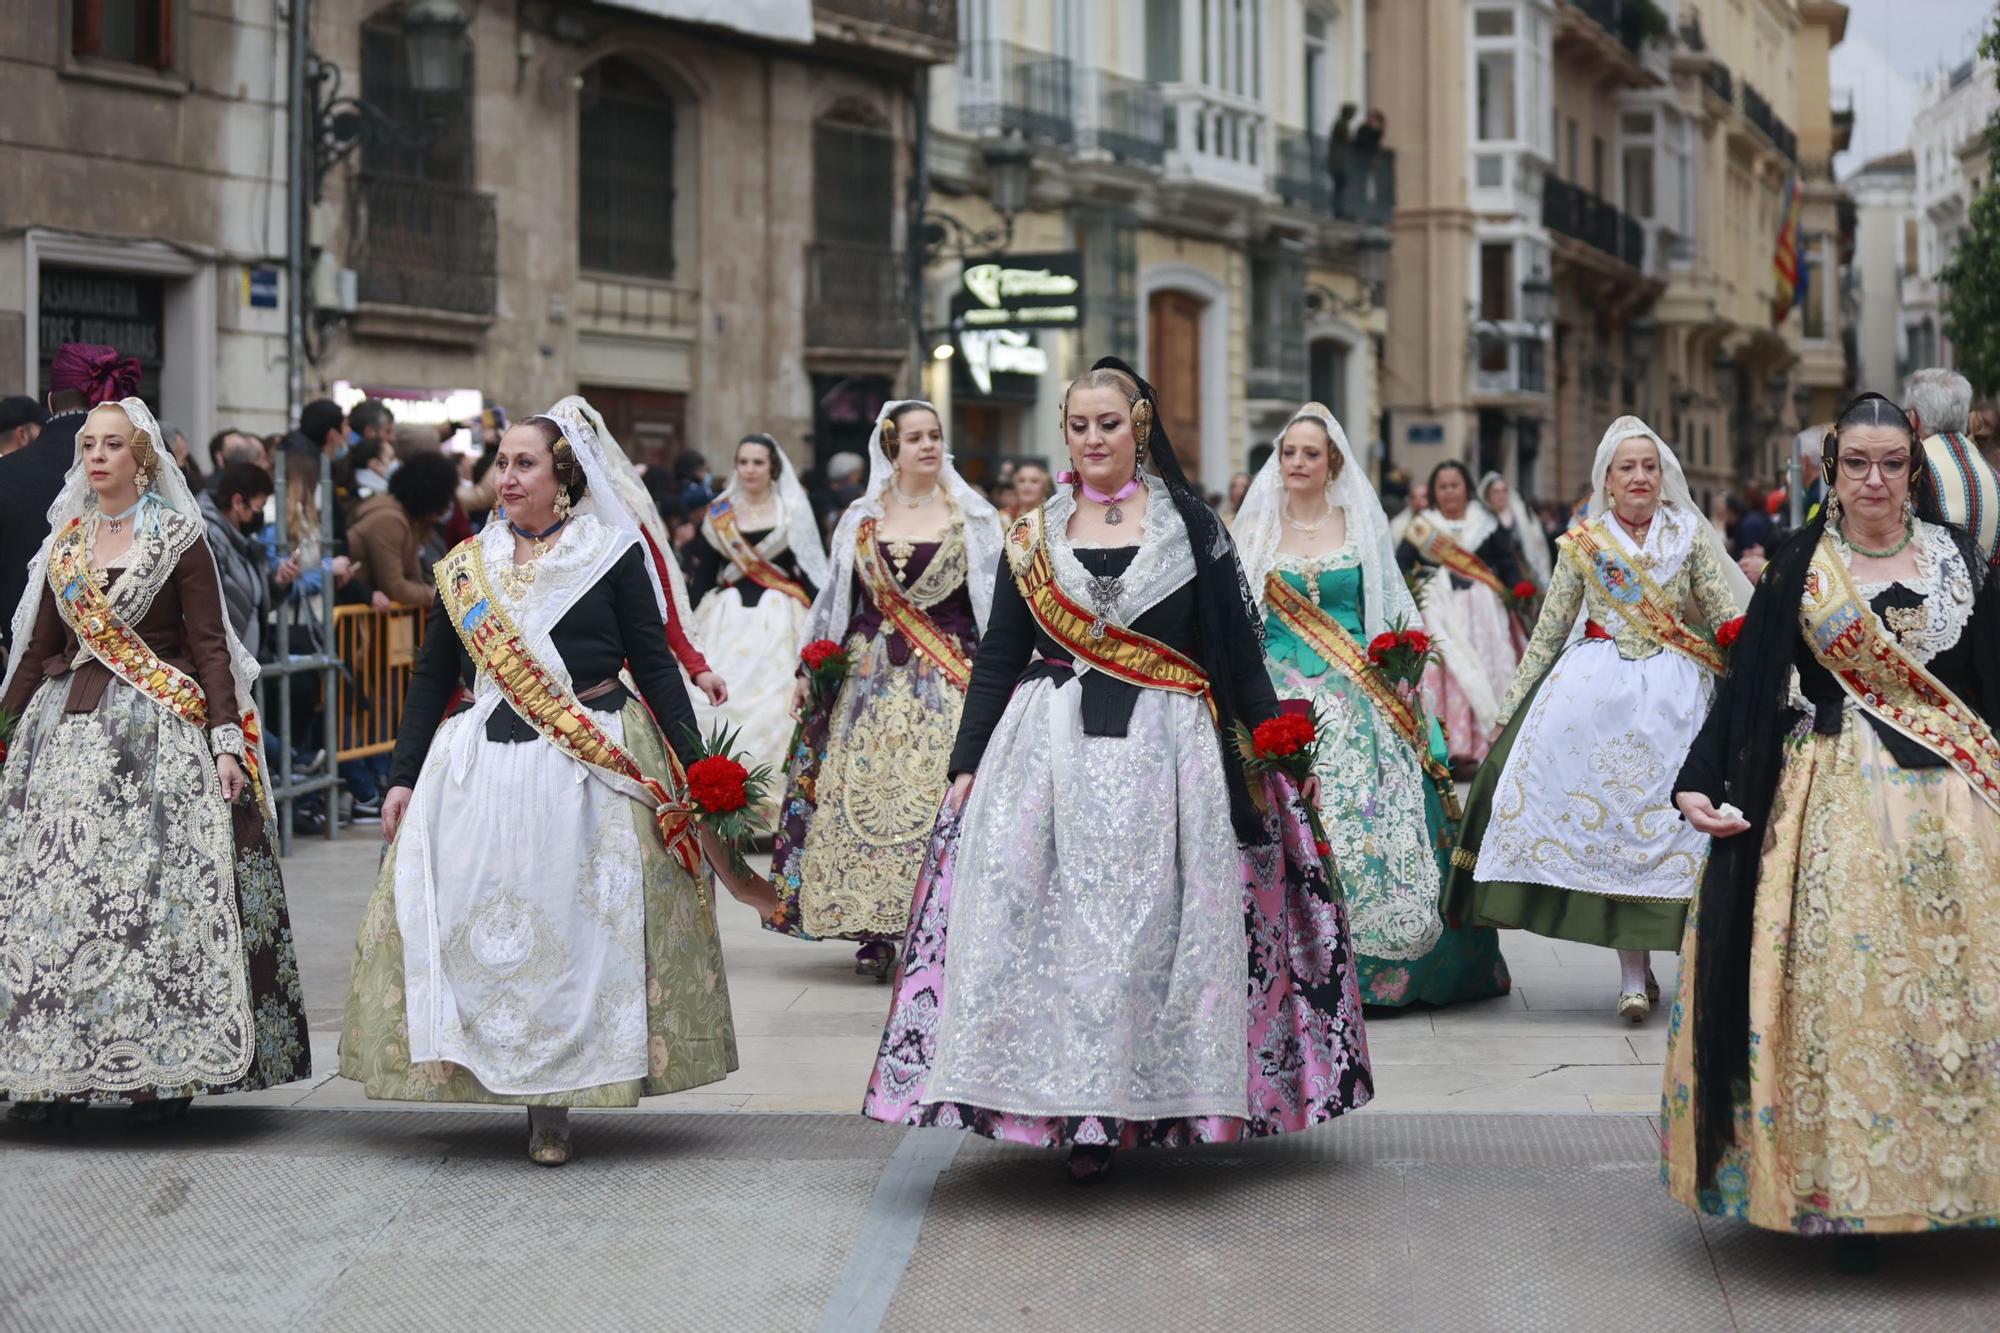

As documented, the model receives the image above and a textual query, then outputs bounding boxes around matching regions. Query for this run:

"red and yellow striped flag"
[1771,175,1803,324]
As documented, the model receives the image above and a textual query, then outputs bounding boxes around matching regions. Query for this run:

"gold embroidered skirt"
[1661,718,2000,1232]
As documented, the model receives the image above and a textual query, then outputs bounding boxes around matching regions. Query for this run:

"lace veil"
[803,399,1004,644]
[1587,416,1752,610]
[535,399,670,620]
[1478,470,1554,588]
[548,395,690,631]
[1234,402,1418,640]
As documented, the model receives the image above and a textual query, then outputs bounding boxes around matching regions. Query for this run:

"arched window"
[579,58,679,279]
[359,6,472,184]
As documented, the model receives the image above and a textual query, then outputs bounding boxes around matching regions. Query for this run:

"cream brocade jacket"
[1495,512,1741,726]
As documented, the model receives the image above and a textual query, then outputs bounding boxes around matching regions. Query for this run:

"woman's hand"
[381,786,415,843]
[1300,774,1321,808]
[1675,791,1749,838]
[693,671,729,707]
[700,828,781,918]
[216,754,247,804]
[790,676,809,720]
[946,772,974,815]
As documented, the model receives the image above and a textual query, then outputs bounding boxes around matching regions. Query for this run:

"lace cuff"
[209,724,246,760]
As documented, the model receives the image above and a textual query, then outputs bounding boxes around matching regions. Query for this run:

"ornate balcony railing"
[815,0,955,45]
[805,241,910,351]
[1078,68,1168,166]
[1701,61,1733,107]
[1542,175,1647,270]
[1742,84,1797,161]
[959,40,1075,147]
[351,172,497,317]
[1274,131,1397,225]
[1571,0,1666,56]
[1162,86,1266,196]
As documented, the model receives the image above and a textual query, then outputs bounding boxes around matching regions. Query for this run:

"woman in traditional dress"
[341,404,736,1166]
[863,359,1372,1182]
[1446,418,1750,1022]
[1396,459,1527,771]
[756,400,1002,976]
[569,396,728,708]
[1234,404,1510,1007]
[1,397,309,1122]
[1664,393,2000,1253]
[1480,470,1552,592]
[683,435,828,810]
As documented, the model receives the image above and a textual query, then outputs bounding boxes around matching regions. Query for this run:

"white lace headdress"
[548,394,695,636]
[2,396,273,815]
[533,400,669,620]
[1587,415,1752,610]
[701,433,831,593]
[803,399,1004,645]
[1233,402,1419,639]
[1478,470,1554,588]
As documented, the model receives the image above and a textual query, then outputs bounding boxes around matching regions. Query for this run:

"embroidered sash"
[853,517,973,692]
[1562,518,1726,675]
[47,516,271,806]
[433,539,704,872]
[1005,510,1214,719]
[1265,573,1457,803]
[708,498,810,606]
[1405,515,1509,597]
[1801,534,2000,814]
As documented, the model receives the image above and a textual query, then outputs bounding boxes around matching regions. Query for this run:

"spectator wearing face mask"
[198,462,296,659]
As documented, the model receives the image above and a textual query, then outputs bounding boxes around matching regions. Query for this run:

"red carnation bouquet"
[799,638,850,714]
[1509,579,1539,605]
[1234,702,1337,873]
[1712,615,1746,662]
[1365,614,1441,702]
[682,722,775,873]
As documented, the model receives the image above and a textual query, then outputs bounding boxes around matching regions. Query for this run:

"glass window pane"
[1480,242,1513,321]
[1477,51,1516,141]
[1474,8,1514,37]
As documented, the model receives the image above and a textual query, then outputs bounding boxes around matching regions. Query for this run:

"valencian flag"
[1771,174,1804,324]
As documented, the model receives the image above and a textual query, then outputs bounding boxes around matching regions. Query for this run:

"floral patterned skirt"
[1661,720,2000,1233]
[768,629,970,941]
[338,702,739,1106]
[0,677,309,1103]
[863,772,1374,1149]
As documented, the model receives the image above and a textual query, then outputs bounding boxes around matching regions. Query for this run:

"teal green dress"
[1261,550,1511,1006]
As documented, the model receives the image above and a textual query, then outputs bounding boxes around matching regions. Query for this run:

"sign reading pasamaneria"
[957,252,1084,330]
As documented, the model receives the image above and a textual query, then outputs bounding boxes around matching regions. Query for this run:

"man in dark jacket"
[0,344,141,652]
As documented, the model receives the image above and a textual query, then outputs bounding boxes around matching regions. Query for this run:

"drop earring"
[554,486,573,523]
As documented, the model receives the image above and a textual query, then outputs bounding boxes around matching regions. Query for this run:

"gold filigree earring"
[1131,398,1154,450]
[554,485,573,522]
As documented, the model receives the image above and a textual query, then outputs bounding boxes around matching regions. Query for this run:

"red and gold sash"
[708,497,811,606]
[1265,574,1456,803]
[1802,534,2000,814]
[1004,510,1214,719]
[47,516,271,806]
[1562,518,1726,675]
[853,517,973,692]
[434,538,703,873]
[1404,515,1510,597]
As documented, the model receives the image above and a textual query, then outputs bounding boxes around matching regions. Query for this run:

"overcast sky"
[1833,0,1993,174]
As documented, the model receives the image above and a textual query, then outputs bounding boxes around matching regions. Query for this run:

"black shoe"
[291,809,328,837]
[351,796,383,822]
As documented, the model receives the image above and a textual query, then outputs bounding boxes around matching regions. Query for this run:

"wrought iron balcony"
[1742,84,1797,161]
[351,172,497,317]
[1542,175,1646,270]
[1570,0,1666,56]
[815,0,955,45]
[1275,131,1396,226]
[805,241,910,351]
[1701,61,1733,107]
[959,41,1075,148]
[1079,68,1167,166]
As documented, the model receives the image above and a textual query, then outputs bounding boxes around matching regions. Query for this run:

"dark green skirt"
[1441,667,1690,953]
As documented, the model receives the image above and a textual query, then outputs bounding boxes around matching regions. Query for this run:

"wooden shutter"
[72,0,105,57]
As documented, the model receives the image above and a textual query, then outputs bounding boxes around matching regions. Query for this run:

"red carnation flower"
[687,754,750,814]
[1401,629,1431,656]
[1512,580,1538,601]
[1252,713,1316,760]
[800,639,843,671]
[1366,632,1396,664]
[1715,616,1746,651]
[1314,839,1332,859]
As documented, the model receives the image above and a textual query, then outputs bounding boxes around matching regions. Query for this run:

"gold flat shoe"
[528,1127,573,1167]
[1617,990,1651,1025]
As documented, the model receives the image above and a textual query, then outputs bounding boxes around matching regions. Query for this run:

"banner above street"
[594,0,814,44]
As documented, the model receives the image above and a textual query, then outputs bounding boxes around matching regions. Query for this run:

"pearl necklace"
[890,478,939,509]
[1284,496,1331,534]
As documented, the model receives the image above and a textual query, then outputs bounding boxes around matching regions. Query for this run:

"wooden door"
[581,385,686,469]
[1147,290,1203,476]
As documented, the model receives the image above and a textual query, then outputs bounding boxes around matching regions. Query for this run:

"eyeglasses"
[1836,454,1911,480]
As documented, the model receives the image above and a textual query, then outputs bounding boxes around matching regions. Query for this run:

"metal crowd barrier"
[333,603,428,762]
[255,448,341,855]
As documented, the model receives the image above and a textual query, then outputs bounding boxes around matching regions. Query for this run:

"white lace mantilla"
[64,508,202,673]
[1045,475,1196,632]
[1839,520,1973,665]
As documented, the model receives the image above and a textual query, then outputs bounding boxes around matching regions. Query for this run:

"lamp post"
[922,138,1035,263]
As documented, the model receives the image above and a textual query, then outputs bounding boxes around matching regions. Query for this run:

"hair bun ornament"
[1131,398,1155,449]
[881,416,900,457]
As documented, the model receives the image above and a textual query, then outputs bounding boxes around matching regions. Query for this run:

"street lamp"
[922,137,1036,263]
[402,0,471,95]
[1520,271,1555,331]
[1793,382,1815,424]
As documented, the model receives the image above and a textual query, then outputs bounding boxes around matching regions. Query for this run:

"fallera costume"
[864,360,1371,1149]
[768,401,1004,943]
[0,396,309,1109]
[340,403,735,1107]
[1233,407,1509,1007]
[1396,503,1527,764]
